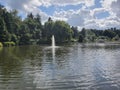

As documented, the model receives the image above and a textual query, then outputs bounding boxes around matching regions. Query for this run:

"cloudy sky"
[0,0,120,30]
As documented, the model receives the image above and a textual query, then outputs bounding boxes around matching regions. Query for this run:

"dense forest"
[0,4,120,47]
[79,28,120,43]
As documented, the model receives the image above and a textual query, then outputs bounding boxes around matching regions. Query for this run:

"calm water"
[0,43,120,90]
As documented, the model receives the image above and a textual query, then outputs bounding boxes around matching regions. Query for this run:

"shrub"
[0,42,3,47]
[3,42,15,47]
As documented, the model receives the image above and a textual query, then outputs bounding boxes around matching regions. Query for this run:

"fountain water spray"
[52,35,55,48]
[52,35,55,60]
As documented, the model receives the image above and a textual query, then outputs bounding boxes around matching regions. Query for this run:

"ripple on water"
[0,44,120,90]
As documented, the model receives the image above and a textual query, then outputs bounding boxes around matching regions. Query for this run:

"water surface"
[0,43,120,90]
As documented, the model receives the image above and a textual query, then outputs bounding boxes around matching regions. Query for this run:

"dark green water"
[0,43,120,90]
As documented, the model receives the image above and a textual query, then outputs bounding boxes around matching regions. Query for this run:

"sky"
[0,0,120,30]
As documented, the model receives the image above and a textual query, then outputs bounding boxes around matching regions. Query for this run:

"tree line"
[0,4,79,46]
[79,28,120,43]
[0,4,120,47]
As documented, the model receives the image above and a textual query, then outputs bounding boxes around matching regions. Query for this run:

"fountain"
[44,35,59,59]
[51,35,55,60]
[52,35,55,48]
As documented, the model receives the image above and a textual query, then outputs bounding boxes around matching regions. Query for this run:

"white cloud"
[111,0,120,18]
[91,0,119,18]
[0,0,119,29]
[84,15,120,29]
[32,0,95,7]
[0,0,95,24]
[68,9,91,26]
[100,0,117,10]
[87,0,120,29]
[0,0,49,22]
[84,0,95,7]
[100,0,119,16]
[53,9,92,28]
[84,19,100,29]
[90,8,105,17]
[52,5,120,30]
[0,0,95,10]
[50,0,95,7]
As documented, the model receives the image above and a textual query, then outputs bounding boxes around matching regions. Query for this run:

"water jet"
[52,35,55,48]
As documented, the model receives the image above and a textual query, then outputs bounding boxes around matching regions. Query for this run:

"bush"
[3,42,15,47]
[112,35,119,41]
[0,42,3,47]
[37,39,50,44]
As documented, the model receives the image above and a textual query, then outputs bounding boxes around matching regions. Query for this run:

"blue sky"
[40,4,83,15]
[0,0,120,30]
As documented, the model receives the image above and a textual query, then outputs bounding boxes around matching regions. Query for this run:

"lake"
[0,43,120,90]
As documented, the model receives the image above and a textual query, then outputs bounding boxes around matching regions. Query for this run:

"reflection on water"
[52,47,55,61]
[0,43,120,90]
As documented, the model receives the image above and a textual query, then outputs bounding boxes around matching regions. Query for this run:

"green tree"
[103,30,116,39]
[34,14,42,39]
[0,17,10,42]
[81,28,86,38]
[52,21,73,43]
[78,34,84,42]
[19,24,31,45]
[112,35,119,41]
[43,18,54,42]
[24,13,42,41]
[71,26,79,39]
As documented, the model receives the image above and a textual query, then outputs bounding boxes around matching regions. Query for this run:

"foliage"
[112,35,119,41]
[0,4,78,46]
[0,4,120,46]
[78,34,84,42]
[103,30,116,39]
[79,28,120,43]
[0,42,3,47]
[43,18,73,43]
[52,20,73,43]
[71,26,79,39]
[3,42,15,47]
